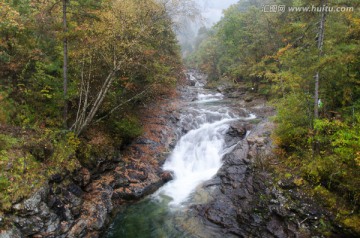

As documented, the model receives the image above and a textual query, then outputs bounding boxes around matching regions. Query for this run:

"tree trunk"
[71,65,121,136]
[63,0,68,127]
[314,0,327,119]
[314,71,320,119]
[313,0,327,156]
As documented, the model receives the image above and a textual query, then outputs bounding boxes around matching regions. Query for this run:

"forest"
[187,0,360,232]
[0,0,359,236]
[0,0,183,211]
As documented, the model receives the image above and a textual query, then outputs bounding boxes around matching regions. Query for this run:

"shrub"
[113,115,143,142]
[273,92,313,152]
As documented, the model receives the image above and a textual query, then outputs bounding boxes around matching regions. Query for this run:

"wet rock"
[169,112,181,123]
[50,173,63,183]
[111,173,130,189]
[278,179,297,190]
[68,219,87,238]
[99,161,116,173]
[13,186,49,216]
[226,124,246,139]
[228,91,245,98]
[203,177,221,187]
[88,203,108,230]
[247,135,266,146]
[161,170,174,182]
[244,96,253,102]
[266,216,288,238]
[222,141,249,166]
[13,215,45,235]
[60,221,71,234]
[127,169,148,181]
[188,80,196,86]
[0,226,22,238]
[169,138,177,149]
[72,168,91,187]
[216,83,233,94]
[113,188,136,200]
[68,183,83,197]
[135,138,159,146]
[112,155,122,162]
[62,191,82,218]
[205,201,238,228]
[224,123,246,148]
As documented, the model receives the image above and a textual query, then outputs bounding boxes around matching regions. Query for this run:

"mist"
[175,0,239,57]
[198,0,239,27]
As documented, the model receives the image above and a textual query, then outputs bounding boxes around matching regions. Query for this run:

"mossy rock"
[27,141,54,162]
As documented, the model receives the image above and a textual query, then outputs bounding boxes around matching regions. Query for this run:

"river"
[105,71,256,237]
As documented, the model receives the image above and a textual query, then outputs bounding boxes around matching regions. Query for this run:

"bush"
[113,116,143,143]
[306,116,360,205]
[0,91,14,125]
[273,92,313,152]
[0,134,18,151]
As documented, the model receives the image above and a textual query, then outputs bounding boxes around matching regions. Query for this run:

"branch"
[95,85,152,123]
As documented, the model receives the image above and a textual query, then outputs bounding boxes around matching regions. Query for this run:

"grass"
[0,130,80,212]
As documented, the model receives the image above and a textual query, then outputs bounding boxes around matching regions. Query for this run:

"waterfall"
[154,73,253,206]
[106,71,257,238]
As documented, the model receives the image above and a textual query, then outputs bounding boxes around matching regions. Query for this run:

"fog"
[198,0,239,27]
[175,0,239,56]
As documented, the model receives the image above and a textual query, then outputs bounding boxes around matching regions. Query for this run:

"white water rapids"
[106,72,257,238]
[154,73,256,206]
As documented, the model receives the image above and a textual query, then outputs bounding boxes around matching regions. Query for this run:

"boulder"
[224,123,247,148]
[161,170,174,182]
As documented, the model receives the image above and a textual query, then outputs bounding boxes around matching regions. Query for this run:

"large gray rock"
[13,186,49,216]
[0,226,22,238]
[225,123,247,148]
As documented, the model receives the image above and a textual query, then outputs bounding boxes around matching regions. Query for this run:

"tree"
[63,0,68,126]
[314,0,327,119]
[71,0,182,135]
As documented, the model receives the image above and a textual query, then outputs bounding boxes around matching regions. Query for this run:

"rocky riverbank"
[185,81,356,238]
[0,85,183,237]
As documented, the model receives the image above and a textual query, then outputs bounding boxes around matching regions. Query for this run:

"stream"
[105,72,256,237]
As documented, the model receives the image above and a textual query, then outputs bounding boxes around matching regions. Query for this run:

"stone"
[224,123,247,148]
[245,96,253,102]
[13,186,49,216]
[111,173,130,189]
[99,162,116,173]
[228,91,245,98]
[188,80,196,86]
[0,226,22,238]
[127,170,148,181]
[277,179,297,190]
[73,168,92,187]
[67,183,83,197]
[14,216,44,235]
[50,174,63,183]
[67,219,87,238]
[161,170,174,182]
[87,203,108,230]
[226,124,246,138]
[134,138,159,146]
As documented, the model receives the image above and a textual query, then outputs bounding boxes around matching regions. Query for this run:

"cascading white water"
[154,75,255,206]
[158,118,233,205]
[197,93,223,103]
[106,72,257,237]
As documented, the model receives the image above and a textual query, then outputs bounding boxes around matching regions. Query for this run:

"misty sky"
[198,0,239,26]
[176,0,239,53]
